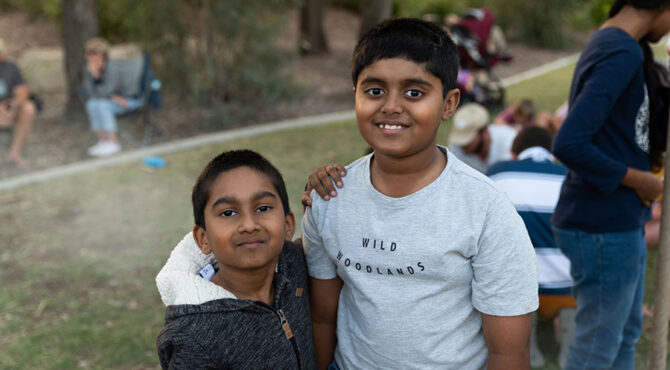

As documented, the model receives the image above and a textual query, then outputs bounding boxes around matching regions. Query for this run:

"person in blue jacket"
[551,1,670,369]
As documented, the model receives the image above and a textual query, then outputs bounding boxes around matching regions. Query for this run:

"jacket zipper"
[277,308,302,370]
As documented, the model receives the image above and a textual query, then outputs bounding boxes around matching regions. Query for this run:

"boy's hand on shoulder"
[301,164,346,208]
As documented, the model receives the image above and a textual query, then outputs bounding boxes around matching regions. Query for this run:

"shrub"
[488,0,580,49]
[141,0,302,123]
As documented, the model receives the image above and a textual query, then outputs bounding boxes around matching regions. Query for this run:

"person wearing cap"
[448,102,516,173]
[0,37,36,168]
[81,37,144,157]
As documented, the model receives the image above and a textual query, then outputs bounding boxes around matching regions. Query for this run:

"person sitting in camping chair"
[81,37,145,157]
[0,38,36,168]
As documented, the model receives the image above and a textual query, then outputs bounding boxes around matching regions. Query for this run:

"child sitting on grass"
[302,18,538,369]
[155,149,316,369]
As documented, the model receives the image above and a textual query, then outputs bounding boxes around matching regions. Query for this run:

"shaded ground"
[0,8,586,180]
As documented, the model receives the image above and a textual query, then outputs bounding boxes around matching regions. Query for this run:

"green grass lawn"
[1,48,669,368]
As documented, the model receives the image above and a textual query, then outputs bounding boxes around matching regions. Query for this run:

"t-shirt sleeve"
[302,192,338,280]
[471,192,539,316]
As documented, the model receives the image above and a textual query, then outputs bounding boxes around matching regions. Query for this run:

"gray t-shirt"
[303,148,538,370]
[0,60,24,101]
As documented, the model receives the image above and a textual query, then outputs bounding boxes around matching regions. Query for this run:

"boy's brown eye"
[405,90,423,98]
[256,205,272,213]
[366,88,384,96]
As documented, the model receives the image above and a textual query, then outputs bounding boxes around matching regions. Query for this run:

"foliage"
[325,0,362,13]
[0,0,60,19]
[570,0,611,30]
[0,0,303,127]
[393,0,473,19]
[327,0,473,18]
[485,0,581,49]
[326,0,584,49]
[138,0,303,127]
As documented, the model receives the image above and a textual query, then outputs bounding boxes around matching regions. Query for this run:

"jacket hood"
[156,233,236,306]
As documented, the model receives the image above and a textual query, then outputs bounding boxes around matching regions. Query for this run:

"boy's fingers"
[326,165,345,188]
[309,172,331,200]
[301,190,312,208]
[317,170,338,197]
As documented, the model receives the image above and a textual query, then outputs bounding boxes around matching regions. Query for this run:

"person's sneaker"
[87,141,105,156]
[89,141,121,157]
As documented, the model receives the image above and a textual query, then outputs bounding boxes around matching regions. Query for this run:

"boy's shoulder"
[444,147,501,192]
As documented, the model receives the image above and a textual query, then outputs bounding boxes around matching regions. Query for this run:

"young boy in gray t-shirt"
[302,18,538,369]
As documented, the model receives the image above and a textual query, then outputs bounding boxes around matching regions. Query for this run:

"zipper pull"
[277,309,294,339]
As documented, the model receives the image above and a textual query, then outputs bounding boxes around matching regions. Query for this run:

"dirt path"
[0,8,586,180]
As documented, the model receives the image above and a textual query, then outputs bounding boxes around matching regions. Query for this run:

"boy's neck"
[370,145,446,198]
[211,261,277,304]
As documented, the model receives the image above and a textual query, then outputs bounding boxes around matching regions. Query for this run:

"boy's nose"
[237,213,261,233]
[381,92,403,115]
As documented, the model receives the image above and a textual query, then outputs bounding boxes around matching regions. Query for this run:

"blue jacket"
[552,28,651,233]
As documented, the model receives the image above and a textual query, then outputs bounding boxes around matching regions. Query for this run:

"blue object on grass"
[143,156,166,168]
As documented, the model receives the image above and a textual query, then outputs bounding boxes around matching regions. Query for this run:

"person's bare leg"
[8,101,35,168]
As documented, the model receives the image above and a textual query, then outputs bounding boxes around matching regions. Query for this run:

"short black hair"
[352,18,459,97]
[192,149,290,229]
[512,126,553,156]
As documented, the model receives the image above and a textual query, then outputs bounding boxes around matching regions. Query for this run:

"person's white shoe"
[87,141,105,156]
[89,141,121,157]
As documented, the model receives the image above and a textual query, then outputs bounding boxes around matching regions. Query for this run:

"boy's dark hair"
[352,18,459,97]
[512,126,553,156]
[192,149,291,229]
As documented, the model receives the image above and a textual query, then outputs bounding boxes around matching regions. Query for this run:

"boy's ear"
[284,212,296,241]
[441,88,461,121]
[192,225,212,255]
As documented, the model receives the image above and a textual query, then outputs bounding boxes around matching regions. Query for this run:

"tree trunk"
[649,106,670,369]
[299,0,328,55]
[359,0,392,39]
[62,0,99,121]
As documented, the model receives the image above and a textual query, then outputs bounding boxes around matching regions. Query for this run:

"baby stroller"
[447,7,513,111]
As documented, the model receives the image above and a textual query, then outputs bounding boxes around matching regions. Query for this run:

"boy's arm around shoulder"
[157,322,218,370]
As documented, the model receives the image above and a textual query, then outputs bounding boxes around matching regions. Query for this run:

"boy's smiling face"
[193,166,295,272]
[355,57,459,159]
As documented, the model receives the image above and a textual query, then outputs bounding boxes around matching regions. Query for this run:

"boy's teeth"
[380,124,402,129]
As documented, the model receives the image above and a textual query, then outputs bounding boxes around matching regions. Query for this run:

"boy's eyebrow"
[210,191,278,208]
[359,76,433,87]
[252,191,278,201]
[404,78,433,87]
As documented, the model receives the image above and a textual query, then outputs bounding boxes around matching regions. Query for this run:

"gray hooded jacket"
[156,233,317,369]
